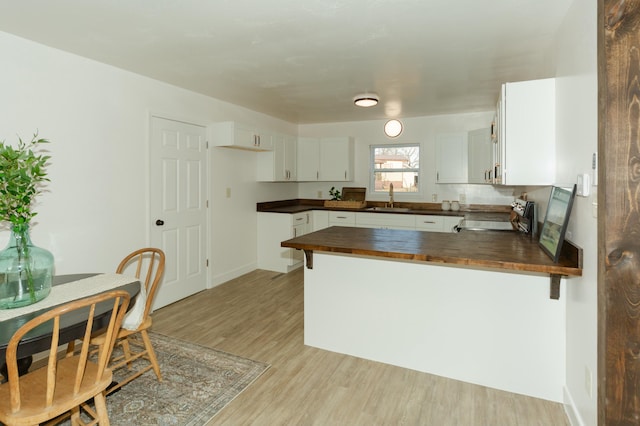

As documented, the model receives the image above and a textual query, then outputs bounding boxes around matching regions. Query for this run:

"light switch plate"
[577,173,590,197]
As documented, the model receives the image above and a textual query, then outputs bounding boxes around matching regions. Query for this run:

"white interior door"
[149,116,207,309]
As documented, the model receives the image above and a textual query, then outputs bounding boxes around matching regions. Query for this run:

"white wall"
[306,253,567,402]
[0,31,298,286]
[298,114,520,206]
[528,1,598,424]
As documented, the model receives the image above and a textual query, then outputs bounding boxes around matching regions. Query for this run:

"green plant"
[0,133,50,303]
[0,133,50,227]
[329,186,342,201]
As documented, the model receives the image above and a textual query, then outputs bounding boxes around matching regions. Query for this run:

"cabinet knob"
[155,219,165,226]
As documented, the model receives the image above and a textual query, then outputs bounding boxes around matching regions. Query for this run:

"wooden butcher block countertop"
[281,226,582,277]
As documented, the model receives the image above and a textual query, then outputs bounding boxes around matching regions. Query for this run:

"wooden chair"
[93,248,165,394]
[0,290,130,426]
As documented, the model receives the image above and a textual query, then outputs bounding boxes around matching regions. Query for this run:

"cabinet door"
[468,128,492,184]
[435,133,468,183]
[209,121,271,151]
[312,210,329,231]
[328,211,356,226]
[319,137,354,181]
[283,135,297,181]
[297,137,320,181]
[257,134,296,181]
[500,78,555,185]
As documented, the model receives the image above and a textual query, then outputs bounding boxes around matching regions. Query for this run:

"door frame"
[147,111,211,293]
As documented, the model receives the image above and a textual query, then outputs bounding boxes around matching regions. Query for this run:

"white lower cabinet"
[414,215,445,232]
[257,210,463,273]
[257,212,310,273]
[312,210,329,231]
[355,213,415,230]
[328,211,356,226]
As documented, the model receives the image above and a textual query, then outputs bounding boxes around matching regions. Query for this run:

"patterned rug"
[65,332,269,425]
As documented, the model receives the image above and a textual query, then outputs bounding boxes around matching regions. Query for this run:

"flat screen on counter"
[538,185,577,263]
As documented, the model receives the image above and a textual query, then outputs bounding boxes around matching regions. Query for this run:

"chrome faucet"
[389,183,394,208]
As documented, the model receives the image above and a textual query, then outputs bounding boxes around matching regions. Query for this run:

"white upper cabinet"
[467,127,492,184]
[297,137,321,181]
[208,121,273,151]
[495,78,556,185]
[435,133,468,184]
[257,133,297,181]
[297,136,354,182]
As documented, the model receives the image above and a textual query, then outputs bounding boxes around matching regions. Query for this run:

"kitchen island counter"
[284,226,579,403]
[281,225,582,277]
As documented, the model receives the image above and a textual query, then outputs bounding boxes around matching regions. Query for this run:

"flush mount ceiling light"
[384,119,403,138]
[354,94,379,107]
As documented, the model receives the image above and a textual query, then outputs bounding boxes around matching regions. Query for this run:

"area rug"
[65,332,270,425]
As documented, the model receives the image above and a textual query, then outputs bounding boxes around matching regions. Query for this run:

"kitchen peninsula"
[281,225,582,402]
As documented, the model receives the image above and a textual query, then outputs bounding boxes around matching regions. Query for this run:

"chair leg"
[120,337,133,369]
[70,405,81,426]
[140,330,162,381]
[93,391,110,426]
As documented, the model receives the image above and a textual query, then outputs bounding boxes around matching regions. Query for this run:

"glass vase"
[0,224,53,309]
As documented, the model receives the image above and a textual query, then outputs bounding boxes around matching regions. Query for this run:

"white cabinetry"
[414,215,445,232]
[355,213,415,230]
[467,127,492,184]
[328,211,356,226]
[257,212,310,273]
[257,134,297,181]
[297,137,354,181]
[312,210,329,231]
[495,78,556,185]
[297,138,320,181]
[435,133,468,184]
[209,121,272,151]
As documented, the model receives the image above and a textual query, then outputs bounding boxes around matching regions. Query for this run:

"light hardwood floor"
[152,268,570,425]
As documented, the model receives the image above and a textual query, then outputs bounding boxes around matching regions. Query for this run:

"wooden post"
[600,0,640,423]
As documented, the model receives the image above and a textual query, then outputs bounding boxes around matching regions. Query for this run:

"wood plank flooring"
[152,268,570,425]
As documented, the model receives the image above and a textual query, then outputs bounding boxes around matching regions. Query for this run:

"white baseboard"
[563,386,585,426]
[210,262,257,288]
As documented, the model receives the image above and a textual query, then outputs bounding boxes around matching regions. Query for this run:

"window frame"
[368,143,422,199]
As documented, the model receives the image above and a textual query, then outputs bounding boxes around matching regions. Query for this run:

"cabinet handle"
[436,171,439,181]
[257,135,260,146]
[336,216,347,219]
[295,217,304,222]
[344,171,347,179]
[316,171,319,180]
[422,221,436,224]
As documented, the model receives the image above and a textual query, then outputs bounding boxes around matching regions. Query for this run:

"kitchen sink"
[365,207,412,212]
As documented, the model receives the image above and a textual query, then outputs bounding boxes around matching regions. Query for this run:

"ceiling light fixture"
[384,119,403,138]
[354,94,379,107]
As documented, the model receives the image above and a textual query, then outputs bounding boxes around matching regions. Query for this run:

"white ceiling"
[0,0,573,124]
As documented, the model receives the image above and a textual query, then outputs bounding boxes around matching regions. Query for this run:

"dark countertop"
[257,198,512,221]
[281,226,582,277]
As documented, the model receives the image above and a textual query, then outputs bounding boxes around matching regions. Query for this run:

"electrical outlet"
[317,190,323,198]
[459,193,466,204]
[585,366,593,398]
[226,187,231,198]
[432,194,437,202]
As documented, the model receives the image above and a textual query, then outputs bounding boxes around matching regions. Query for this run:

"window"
[370,144,420,194]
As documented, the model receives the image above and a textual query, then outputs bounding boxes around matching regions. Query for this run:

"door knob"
[155,219,165,226]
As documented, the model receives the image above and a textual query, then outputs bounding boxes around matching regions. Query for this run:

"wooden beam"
[599,0,640,422]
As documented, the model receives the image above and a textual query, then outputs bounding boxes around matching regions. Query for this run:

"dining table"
[0,273,140,379]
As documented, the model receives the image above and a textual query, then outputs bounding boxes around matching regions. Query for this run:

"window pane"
[373,146,419,170]
[373,171,419,192]
[371,145,419,193]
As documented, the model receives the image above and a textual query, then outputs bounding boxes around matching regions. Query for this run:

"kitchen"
[0,0,602,424]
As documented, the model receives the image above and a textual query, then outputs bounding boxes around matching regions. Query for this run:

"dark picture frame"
[538,185,577,263]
